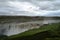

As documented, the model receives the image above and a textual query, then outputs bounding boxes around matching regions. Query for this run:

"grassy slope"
[6,23,60,40]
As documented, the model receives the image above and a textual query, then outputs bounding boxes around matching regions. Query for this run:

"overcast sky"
[0,0,60,16]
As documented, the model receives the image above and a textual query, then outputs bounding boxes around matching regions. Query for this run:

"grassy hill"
[1,23,59,40]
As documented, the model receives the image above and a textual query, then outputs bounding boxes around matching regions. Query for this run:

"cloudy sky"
[0,0,60,16]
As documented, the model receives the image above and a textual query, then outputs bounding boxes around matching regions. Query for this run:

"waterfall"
[0,22,43,36]
[0,19,60,36]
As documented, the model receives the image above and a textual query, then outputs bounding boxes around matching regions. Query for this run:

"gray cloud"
[0,0,60,16]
